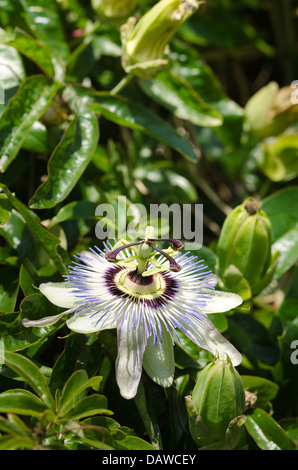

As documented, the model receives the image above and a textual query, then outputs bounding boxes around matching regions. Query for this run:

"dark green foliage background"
[0,0,297,450]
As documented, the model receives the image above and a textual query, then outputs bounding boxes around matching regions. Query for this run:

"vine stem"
[110,73,134,95]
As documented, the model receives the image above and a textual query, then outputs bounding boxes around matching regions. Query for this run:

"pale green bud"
[121,0,200,80]
[91,0,139,20]
[186,356,246,449]
[244,82,298,139]
[217,198,278,300]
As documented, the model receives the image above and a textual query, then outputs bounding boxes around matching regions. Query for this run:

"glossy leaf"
[0,184,69,274]
[19,0,69,65]
[0,75,60,172]
[4,29,56,78]
[262,187,298,278]
[0,294,65,352]
[29,111,99,209]
[0,414,33,439]
[4,351,55,409]
[0,194,11,225]
[241,376,279,409]
[245,408,296,450]
[89,93,198,163]
[0,389,48,417]
[0,436,35,450]
[49,334,103,395]
[0,266,19,313]
[139,69,222,127]
[58,370,102,417]
[50,201,100,227]
[170,40,244,146]
[0,44,25,113]
[116,435,155,450]
[21,121,49,155]
[64,395,113,420]
[0,210,36,262]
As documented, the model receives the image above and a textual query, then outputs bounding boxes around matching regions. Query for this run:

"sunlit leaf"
[29,111,99,209]
[0,75,60,172]
[89,93,198,163]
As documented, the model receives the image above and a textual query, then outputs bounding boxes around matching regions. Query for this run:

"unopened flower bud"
[217,198,278,300]
[91,0,139,20]
[244,81,298,138]
[186,356,245,447]
[121,0,200,80]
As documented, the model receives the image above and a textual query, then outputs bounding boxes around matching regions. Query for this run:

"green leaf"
[241,376,279,409]
[22,121,49,154]
[271,226,298,279]
[29,111,99,209]
[49,334,103,394]
[4,28,56,78]
[64,395,113,420]
[170,40,244,146]
[0,293,65,352]
[139,69,222,127]
[0,266,19,313]
[0,435,35,450]
[262,187,298,278]
[4,351,55,409]
[280,418,298,445]
[18,0,69,65]
[0,389,49,417]
[0,414,33,439]
[262,187,298,242]
[58,370,102,417]
[0,43,25,113]
[0,184,69,274]
[0,414,36,450]
[278,267,298,323]
[50,201,100,227]
[0,75,60,172]
[228,313,280,366]
[89,92,198,163]
[245,408,296,450]
[0,210,36,262]
[116,435,155,450]
[0,194,11,225]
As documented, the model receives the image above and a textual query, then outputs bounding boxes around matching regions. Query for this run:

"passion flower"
[22,227,242,399]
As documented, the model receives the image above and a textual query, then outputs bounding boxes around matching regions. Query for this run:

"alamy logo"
[94,196,203,249]
[290,340,298,365]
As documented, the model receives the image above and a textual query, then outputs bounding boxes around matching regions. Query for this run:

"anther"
[105,241,143,262]
[146,241,182,272]
[149,238,184,251]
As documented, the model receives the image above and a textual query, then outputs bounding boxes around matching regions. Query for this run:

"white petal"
[116,314,149,400]
[179,314,242,366]
[39,282,77,308]
[199,288,243,314]
[66,308,116,333]
[22,311,70,328]
[142,325,175,388]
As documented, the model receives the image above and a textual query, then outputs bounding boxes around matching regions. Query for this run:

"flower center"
[115,268,166,299]
[105,264,179,307]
